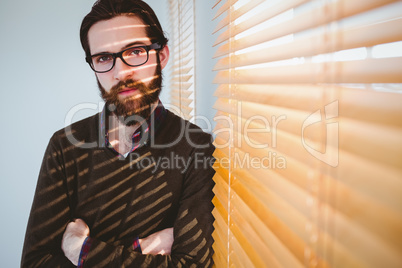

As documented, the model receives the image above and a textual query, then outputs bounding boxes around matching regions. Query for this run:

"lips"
[118,87,137,95]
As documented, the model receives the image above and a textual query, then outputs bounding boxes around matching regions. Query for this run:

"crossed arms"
[21,130,215,267]
[62,219,174,265]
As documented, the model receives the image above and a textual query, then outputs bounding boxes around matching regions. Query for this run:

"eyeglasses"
[86,42,162,73]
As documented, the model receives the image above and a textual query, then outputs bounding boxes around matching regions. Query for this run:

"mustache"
[107,78,161,101]
[111,79,146,93]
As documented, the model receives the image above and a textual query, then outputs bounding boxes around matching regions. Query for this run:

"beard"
[98,62,162,126]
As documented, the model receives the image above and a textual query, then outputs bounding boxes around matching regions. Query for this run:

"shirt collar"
[100,100,167,156]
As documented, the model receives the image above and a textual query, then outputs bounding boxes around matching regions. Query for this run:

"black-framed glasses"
[86,42,162,73]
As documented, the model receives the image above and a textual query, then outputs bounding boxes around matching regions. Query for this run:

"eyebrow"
[121,41,148,50]
[93,41,149,55]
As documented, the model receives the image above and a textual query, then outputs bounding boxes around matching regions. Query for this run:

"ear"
[159,45,170,70]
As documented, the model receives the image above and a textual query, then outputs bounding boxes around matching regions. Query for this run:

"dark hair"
[80,0,168,58]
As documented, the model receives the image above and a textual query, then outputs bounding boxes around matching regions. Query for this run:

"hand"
[139,228,174,255]
[61,219,90,266]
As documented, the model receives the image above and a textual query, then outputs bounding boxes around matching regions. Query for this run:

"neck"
[107,100,158,155]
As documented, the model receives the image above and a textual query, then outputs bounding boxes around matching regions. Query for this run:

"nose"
[113,58,132,81]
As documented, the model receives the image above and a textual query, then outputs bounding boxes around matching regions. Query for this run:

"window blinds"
[211,0,402,267]
[168,0,196,122]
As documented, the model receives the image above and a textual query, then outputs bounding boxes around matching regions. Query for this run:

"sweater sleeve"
[21,135,75,268]
[81,140,216,268]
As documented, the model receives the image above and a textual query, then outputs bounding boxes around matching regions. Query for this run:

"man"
[21,0,215,267]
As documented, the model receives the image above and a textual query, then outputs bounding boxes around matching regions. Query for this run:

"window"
[168,0,196,122]
[211,0,402,267]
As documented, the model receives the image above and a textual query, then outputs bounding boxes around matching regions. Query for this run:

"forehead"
[88,15,151,54]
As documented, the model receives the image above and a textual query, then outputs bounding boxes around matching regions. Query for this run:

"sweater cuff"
[77,237,92,268]
[132,236,142,253]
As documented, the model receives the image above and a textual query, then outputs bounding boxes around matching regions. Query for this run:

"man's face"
[87,15,169,124]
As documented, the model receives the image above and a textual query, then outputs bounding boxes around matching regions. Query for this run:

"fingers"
[66,218,90,236]
[156,227,173,236]
[139,227,174,255]
[71,218,87,227]
[159,227,173,241]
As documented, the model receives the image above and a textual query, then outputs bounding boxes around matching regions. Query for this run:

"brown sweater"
[21,108,215,267]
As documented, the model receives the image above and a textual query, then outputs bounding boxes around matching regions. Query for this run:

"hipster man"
[21,0,215,267]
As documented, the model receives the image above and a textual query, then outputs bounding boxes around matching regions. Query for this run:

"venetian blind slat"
[214,0,399,54]
[214,16,402,68]
[168,0,196,121]
[213,58,402,84]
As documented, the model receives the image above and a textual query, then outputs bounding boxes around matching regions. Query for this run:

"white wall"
[0,1,97,266]
[0,0,216,266]
[194,0,218,133]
